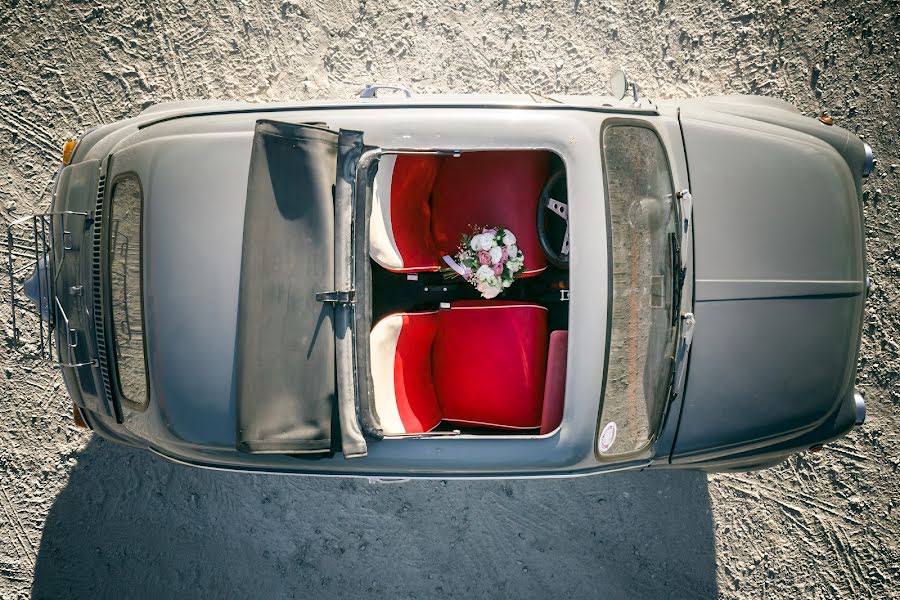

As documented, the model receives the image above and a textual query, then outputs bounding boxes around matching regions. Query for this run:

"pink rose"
[500,247,508,262]
[492,263,504,276]
[477,250,491,265]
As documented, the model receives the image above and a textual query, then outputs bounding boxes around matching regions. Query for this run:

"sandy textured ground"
[1,1,897,598]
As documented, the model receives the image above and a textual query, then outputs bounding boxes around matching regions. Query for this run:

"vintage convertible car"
[5,73,872,478]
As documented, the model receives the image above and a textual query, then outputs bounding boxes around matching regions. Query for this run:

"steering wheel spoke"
[537,168,570,270]
[548,198,568,221]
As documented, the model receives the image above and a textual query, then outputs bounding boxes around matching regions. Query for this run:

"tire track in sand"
[0,484,37,567]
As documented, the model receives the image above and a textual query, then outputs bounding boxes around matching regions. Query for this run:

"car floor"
[371,261,570,333]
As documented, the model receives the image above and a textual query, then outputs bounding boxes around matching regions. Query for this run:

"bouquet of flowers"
[442,226,525,299]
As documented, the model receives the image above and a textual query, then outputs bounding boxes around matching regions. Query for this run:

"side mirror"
[609,68,629,100]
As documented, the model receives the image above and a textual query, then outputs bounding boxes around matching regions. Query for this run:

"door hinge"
[316,290,355,304]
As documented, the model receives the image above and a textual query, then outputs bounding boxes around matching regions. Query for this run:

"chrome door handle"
[358,83,413,98]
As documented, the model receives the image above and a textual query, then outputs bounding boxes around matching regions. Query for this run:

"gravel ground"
[1,1,898,598]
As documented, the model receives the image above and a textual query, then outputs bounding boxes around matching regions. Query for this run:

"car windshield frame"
[106,173,150,408]
[597,120,680,458]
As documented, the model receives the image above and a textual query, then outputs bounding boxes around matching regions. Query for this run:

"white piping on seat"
[377,264,441,273]
[448,304,548,311]
[369,313,407,434]
[369,154,405,271]
[441,418,541,430]
[521,266,548,276]
[370,311,442,435]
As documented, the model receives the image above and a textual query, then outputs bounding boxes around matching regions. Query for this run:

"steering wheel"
[537,168,569,270]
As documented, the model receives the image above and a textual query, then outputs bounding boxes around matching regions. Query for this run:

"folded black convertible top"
[235,121,338,454]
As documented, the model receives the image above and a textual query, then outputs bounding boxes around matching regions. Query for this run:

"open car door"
[235,120,372,458]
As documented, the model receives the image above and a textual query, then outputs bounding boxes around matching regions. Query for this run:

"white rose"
[482,286,501,299]
[476,265,494,281]
[479,234,495,251]
[507,244,518,258]
[489,246,503,264]
[469,234,484,252]
[503,230,517,246]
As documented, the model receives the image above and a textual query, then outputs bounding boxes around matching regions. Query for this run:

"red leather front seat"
[369,152,549,276]
[370,301,551,434]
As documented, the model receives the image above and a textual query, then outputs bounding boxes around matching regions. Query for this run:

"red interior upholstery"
[430,151,549,276]
[376,151,550,276]
[540,330,568,434]
[388,155,443,271]
[433,302,549,428]
[371,301,552,433]
[389,312,443,432]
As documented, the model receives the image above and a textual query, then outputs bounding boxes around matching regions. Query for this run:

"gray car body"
[49,92,867,478]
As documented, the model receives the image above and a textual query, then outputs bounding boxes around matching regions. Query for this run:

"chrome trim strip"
[147,446,649,480]
[695,279,865,301]
[853,391,866,428]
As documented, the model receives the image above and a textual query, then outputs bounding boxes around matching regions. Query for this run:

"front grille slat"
[91,174,116,415]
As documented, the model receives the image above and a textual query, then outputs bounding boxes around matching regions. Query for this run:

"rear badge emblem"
[598,421,617,453]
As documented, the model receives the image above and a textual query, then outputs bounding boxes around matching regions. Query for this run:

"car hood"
[129,130,254,445]
[673,114,866,459]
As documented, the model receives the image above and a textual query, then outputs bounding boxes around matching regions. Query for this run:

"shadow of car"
[32,438,717,599]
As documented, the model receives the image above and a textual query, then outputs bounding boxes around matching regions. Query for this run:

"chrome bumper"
[853,391,866,429]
